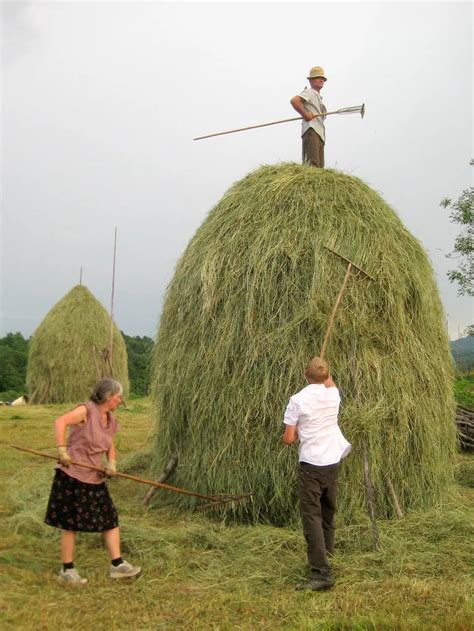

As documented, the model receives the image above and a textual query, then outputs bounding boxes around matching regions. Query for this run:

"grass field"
[454,373,474,409]
[0,399,473,630]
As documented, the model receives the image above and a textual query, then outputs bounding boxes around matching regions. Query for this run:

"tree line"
[0,332,153,401]
[1,328,472,402]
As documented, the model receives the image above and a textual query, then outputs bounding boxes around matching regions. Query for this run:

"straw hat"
[307,66,327,81]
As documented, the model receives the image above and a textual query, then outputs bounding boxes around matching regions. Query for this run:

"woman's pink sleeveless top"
[57,401,118,484]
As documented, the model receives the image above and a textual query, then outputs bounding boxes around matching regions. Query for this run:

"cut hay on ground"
[151,163,456,526]
[27,285,129,403]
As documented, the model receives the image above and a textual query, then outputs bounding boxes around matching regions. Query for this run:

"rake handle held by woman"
[11,444,247,504]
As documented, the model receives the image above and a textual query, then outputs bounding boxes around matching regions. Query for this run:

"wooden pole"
[362,436,379,548]
[193,104,365,141]
[320,262,352,360]
[386,477,404,519]
[109,227,118,367]
[10,445,249,504]
[143,455,178,505]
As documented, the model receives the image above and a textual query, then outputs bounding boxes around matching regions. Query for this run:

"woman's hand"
[104,459,117,478]
[57,446,72,467]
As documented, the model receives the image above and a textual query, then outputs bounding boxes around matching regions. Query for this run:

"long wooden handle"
[193,108,347,141]
[9,444,233,503]
[193,105,364,141]
[320,262,352,359]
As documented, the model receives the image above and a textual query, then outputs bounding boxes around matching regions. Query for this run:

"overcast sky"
[1,0,472,341]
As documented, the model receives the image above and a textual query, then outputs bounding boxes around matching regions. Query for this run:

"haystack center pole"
[193,104,365,141]
[10,445,248,504]
[109,227,118,366]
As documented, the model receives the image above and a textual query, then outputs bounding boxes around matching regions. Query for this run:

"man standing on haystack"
[290,66,327,168]
[282,356,351,591]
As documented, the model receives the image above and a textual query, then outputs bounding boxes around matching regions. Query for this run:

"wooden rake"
[320,245,375,359]
[320,247,381,547]
[9,445,251,510]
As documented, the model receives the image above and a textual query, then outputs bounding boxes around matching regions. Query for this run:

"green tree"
[0,332,29,397]
[121,333,154,396]
[441,185,473,297]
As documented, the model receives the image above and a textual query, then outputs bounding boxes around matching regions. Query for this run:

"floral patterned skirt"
[44,469,119,532]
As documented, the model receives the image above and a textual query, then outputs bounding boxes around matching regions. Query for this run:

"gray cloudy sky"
[1,0,472,340]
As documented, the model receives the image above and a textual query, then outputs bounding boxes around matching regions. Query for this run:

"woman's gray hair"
[90,378,123,404]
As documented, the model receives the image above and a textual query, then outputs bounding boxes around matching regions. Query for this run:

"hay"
[151,163,456,526]
[27,285,129,403]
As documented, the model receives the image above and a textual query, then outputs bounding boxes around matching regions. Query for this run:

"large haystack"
[27,285,129,403]
[151,164,455,526]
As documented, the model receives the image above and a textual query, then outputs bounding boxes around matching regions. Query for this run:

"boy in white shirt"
[283,356,351,590]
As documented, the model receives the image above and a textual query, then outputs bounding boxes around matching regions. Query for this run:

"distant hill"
[450,335,474,371]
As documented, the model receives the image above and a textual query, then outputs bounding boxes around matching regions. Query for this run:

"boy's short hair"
[304,356,329,383]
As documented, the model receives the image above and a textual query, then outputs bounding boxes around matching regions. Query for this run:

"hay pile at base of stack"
[151,163,456,526]
[27,285,129,404]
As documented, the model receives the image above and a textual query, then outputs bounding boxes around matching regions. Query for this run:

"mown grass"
[0,399,473,631]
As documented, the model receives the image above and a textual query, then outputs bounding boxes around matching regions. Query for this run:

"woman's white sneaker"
[109,560,141,579]
[58,568,87,585]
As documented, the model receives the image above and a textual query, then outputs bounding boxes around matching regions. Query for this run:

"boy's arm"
[282,399,299,444]
[282,424,298,445]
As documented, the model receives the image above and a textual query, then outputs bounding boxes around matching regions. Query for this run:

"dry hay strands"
[151,163,456,527]
[27,284,129,404]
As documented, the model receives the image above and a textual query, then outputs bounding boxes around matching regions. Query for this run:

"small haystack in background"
[151,163,456,526]
[27,285,129,403]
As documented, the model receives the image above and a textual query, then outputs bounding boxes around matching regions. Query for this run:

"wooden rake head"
[320,246,376,359]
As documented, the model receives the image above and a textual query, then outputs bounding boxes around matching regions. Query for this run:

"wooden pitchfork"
[193,104,365,141]
[9,445,251,509]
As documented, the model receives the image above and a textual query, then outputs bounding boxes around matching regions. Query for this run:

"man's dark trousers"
[302,128,325,168]
[298,461,339,578]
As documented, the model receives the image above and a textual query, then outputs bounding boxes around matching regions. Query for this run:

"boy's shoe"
[109,560,141,579]
[295,576,335,591]
[57,568,87,585]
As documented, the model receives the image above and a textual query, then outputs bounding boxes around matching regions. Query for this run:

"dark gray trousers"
[302,128,325,168]
[298,461,339,578]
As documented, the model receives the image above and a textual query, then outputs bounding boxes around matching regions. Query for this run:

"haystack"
[27,285,129,403]
[151,164,455,526]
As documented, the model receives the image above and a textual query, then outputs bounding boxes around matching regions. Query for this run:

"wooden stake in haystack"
[10,445,251,509]
[193,104,365,141]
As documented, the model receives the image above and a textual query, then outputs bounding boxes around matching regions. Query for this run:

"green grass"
[0,399,473,630]
[454,374,474,409]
